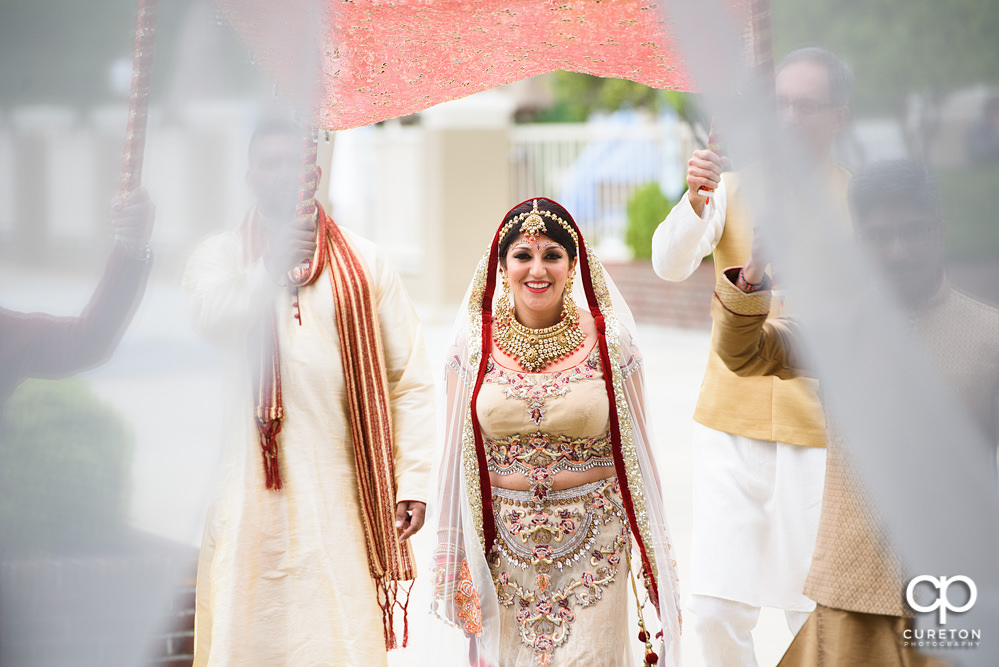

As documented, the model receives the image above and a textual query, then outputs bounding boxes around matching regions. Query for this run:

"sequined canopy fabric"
[216,0,750,129]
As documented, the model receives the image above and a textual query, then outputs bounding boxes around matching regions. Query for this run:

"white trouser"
[688,423,826,664]
[688,594,810,667]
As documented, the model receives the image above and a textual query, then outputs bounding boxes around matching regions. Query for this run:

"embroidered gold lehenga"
[431,198,682,667]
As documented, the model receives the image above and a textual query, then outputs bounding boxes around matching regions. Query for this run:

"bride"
[431,197,682,667]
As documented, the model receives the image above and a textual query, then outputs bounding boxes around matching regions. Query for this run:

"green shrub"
[626,182,673,260]
[0,379,132,556]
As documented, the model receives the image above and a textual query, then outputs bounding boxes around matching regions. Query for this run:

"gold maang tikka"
[519,200,548,242]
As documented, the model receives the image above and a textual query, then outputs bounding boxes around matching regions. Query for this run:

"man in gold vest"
[651,48,852,666]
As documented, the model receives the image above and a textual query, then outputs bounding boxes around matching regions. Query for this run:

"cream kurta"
[184,224,435,667]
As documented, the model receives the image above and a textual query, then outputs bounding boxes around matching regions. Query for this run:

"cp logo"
[906,575,977,624]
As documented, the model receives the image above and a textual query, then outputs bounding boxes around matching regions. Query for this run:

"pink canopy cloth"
[217,0,751,130]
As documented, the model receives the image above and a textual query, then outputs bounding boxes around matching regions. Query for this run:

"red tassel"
[400,580,412,648]
[259,421,282,490]
[375,578,414,650]
[377,580,396,649]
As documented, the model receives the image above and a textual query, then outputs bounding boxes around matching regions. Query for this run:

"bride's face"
[503,233,576,322]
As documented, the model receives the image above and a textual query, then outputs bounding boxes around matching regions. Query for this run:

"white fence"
[0,101,254,270]
[0,105,691,273]
[509,116,688,246]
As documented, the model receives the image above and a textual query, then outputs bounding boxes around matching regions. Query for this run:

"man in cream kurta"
[184,122,435,667]
[651,48,852,666]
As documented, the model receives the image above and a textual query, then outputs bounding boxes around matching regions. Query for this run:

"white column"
[0,114,13,242]
[8,106,81,255]
[420,90,516,313]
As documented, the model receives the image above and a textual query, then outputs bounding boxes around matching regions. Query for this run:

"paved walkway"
[1,265,796,666]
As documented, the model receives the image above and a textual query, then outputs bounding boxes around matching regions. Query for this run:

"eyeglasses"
[776,97,837,117]
[857,222,940,246]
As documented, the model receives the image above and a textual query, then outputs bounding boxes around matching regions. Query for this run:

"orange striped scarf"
[246,204,416,650]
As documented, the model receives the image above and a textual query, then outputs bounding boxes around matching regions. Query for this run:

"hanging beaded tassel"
[495,271,512,322]
[627,549,660,665]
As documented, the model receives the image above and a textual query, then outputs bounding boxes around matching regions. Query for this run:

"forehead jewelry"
[519,200,547,243]
[498,199,580,251]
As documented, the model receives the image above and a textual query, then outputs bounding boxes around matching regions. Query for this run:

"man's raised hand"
[266,213,318,279]
[686,149,730,217]
[111,189,154,258]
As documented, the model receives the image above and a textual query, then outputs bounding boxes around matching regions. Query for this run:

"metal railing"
[509,118,683,244]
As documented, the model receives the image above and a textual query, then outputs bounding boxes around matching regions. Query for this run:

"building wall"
[604,259,714,330]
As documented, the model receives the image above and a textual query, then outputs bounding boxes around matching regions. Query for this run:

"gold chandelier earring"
[496,270,513,324]
[561,268,579,323]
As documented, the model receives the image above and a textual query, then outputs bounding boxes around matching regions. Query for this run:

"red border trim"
[576,222,661,610]
[468,226,501,553]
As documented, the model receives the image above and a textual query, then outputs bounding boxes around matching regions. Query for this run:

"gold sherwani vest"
[693,165,851,447]
[805,285,999,615]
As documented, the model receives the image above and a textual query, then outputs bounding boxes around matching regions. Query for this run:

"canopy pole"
[120,0,159,197]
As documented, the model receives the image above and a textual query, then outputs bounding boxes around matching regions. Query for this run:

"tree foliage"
[533,71,671,123]
[532,2,999,121]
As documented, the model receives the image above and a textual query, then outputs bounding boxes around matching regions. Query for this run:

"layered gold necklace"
[495,300,585,372]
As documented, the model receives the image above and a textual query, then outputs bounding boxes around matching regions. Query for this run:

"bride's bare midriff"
[489,467,616,492]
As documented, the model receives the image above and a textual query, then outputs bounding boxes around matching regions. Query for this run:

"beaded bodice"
[476,346,613,502]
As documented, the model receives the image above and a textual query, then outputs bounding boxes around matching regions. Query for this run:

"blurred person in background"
[0,189,154,663]
[183,120,435,667]
[711,159,997,666]
[0,190,154,412]
[650,47,853,665]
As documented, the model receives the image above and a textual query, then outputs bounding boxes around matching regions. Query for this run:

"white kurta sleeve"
[182,232,278,345]
[650,176,728,282]
[371,250,436,505]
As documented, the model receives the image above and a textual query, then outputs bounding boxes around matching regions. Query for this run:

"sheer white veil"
[428,198,682,667]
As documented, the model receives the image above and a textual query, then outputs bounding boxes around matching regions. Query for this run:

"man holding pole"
[651,47,852,665]
[184,120,435,667]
